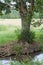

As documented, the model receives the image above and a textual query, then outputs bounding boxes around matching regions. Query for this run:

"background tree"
[35,0,43,18]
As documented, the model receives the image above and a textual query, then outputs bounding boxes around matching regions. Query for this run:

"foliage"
[35,31,43,43]
[32,12,40,19]
[32,21,41,27]
[10,61,21,65]
[9,59,43,65]
[10,61,14,65]
[19,31,35,43]
[35,0,43,18]
[33,61,43,65]
[21,59,33,65]
[38,33,43,43]
[30,23,43,44]
[12,44,22,55]
[0,10,20,19]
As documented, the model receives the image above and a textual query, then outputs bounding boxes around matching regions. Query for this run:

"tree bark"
[19,13,32,42]
[21,14,32,32]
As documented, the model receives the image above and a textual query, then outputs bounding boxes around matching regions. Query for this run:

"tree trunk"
[19,13,32,42]
[21,14,32,32]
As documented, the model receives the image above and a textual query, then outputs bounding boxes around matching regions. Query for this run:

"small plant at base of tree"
[19,31,35,43]
[12,44,22,56]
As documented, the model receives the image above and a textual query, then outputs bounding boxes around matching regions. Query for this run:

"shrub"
[37,33,43,43]
[12,44,22,55]
[10,61,21,65]
[10,61,14,65]
[19,31,35,43]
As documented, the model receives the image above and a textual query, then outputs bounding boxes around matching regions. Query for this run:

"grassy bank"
[30,24,43,44]
[0,25,20,45]
[0,24,43,44]
[9,59,43,65]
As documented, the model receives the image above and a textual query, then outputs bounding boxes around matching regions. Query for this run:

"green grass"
[0,24,43,45]
[0,60,43,65]
[0,58,43,65]
[30,25,43,43]
[9,59,43,65]
[0,25,21,45]
[34,30,43,43]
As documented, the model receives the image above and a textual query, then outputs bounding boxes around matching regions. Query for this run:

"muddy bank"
[0,41,41,57]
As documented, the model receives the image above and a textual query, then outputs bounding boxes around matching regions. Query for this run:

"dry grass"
[0,19,22,29]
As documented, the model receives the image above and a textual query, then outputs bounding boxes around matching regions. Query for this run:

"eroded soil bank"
[0,41,41,58]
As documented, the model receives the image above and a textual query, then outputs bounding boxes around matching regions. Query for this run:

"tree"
[34,0,43,18]
[0,0,34,42]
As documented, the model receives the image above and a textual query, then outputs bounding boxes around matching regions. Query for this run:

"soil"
[0,41,41,57]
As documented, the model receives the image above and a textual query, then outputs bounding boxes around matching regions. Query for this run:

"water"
[33,53,43,62]
[0,60,10,65]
